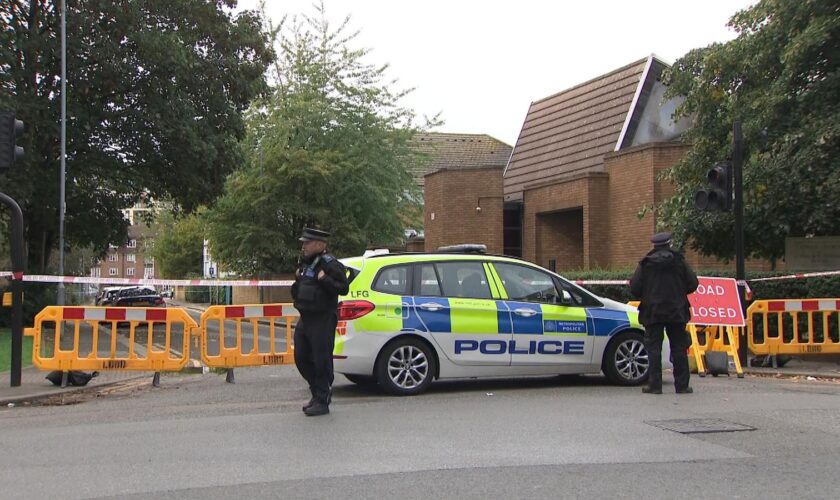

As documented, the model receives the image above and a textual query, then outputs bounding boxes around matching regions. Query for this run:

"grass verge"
[0,327,33,372]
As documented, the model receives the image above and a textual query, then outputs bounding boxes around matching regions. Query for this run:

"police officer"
[630,232,699,395]
[291,227,349,416]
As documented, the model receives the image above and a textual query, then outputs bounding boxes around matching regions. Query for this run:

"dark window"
[555,278,602,307]
[418,264,442,296]
[493,262,561,304]
[372,265,411,295]
[435,262,492,299]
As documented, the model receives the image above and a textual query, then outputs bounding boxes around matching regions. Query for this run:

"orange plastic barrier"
[748,299,840,355]
[24,306,196,372]
[199,304,299,374]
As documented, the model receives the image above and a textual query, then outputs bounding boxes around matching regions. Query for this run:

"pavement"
[2,298,839,405]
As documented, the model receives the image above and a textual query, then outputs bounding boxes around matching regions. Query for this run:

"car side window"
[372,265,411,295]
[555,278,602,307]
[435,261,492,299]
[493,263,562,305]
[417,263,442,297]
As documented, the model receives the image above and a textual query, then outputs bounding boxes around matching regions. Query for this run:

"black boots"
[676,387,694,394]
[302,388,331,416]
[304,402,330,416]
[302,397,317,412]
[642,386,663,394]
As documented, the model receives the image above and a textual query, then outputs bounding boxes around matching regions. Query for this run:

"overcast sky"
[238,0,756,146]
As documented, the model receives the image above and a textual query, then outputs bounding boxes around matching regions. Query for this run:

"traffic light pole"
[733,121,747,365]
[0,192,25,387]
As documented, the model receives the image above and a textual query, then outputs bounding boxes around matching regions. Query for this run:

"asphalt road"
[1,367,839,499]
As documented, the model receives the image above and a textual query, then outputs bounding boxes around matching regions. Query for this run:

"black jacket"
[291,252,350,313]
[630,248,699,326]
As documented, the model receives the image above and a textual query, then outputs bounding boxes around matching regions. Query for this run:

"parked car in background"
[111,286,165,307]
[96,286,125,306]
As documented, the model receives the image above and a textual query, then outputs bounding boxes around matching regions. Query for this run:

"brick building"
[425,55,773,271]
[90,202,160,280]
[413,133,513,254]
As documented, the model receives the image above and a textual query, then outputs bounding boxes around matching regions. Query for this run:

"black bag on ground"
[45,371,100,387]
[704,351,730,376]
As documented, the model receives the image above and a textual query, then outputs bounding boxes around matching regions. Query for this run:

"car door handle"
[513,308,537,317]
[419,303,446,312]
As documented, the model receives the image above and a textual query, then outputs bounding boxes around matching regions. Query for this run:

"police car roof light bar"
[436,244,487,254]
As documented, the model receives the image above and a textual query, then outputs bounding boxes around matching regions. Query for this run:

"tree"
[153,212,205,279]
[0,1,273,273]
[205,3,434,275]
[658,0,839,263]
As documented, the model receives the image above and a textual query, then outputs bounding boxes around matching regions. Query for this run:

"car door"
[490,262,593,367]
[416,260,511,366]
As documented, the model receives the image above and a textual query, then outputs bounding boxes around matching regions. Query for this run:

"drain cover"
[645,418,756,434]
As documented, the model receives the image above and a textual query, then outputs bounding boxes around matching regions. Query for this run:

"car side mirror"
[560,290,573,305]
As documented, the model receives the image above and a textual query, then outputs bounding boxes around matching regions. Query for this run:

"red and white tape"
[0,273,293,287]
[747,270,840,282]
[1,270,837,289]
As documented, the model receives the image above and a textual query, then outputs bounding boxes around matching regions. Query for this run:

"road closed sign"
[688,277,745,326]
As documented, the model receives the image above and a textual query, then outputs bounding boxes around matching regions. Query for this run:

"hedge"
[560,269,840,305]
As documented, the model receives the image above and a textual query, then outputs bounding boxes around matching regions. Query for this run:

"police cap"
[650,232,672,246]
[299,227,330,242]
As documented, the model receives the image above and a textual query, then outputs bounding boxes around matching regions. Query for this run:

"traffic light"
[0,112,25,170]
[694,161,732,211]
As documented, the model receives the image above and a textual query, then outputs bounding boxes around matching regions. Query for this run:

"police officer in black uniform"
[291,227,349,416]
[630,232,699,395]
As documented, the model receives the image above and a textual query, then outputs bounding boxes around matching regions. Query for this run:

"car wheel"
[376,337,435,396]
[344,374,377,386]
[603,331,649,386]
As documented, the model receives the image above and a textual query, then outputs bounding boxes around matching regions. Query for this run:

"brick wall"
[522,173,609,270]
[536,210,583,269]
[606,144,661,268]
[424,168,504,254]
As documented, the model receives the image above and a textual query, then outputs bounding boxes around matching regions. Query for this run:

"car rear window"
[372,265,411,295]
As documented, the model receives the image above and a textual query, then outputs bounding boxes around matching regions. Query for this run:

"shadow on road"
[332,374,617,399]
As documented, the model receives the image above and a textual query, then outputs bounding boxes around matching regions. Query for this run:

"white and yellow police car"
[334,245,655,395]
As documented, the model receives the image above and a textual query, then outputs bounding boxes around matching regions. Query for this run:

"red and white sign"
[688,277,745,326]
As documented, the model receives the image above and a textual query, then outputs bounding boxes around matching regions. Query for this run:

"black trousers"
[294,311,337,405]
[644,322,691,391]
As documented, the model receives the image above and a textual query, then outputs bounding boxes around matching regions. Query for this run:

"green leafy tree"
[152,212,205,278]
[206,3,434,275]
[658,0,839,263]
[0,0,273,273]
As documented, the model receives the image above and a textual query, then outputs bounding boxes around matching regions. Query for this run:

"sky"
[237,0,757,146]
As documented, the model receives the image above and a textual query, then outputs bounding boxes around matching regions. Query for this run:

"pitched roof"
[503,56,659,200]
[409,132,513,187]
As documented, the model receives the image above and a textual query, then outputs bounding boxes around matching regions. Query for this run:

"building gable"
[504,56,655,201]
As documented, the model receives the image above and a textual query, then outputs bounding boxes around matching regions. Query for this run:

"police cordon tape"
[0,272,294,287]
[6,271,840,287]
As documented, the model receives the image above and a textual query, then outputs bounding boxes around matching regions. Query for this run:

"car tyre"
[603,331,649,386]
[376,337,435,396]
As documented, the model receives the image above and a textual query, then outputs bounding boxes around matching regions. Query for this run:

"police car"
[333,245,656,395]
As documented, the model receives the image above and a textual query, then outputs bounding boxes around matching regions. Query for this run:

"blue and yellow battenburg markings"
[398,297,631,338]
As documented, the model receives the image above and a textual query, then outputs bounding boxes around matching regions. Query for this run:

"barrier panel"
[748,299,840,356]
[24,306,197,374]
[688,325,743,377]
[199,303,299,382]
